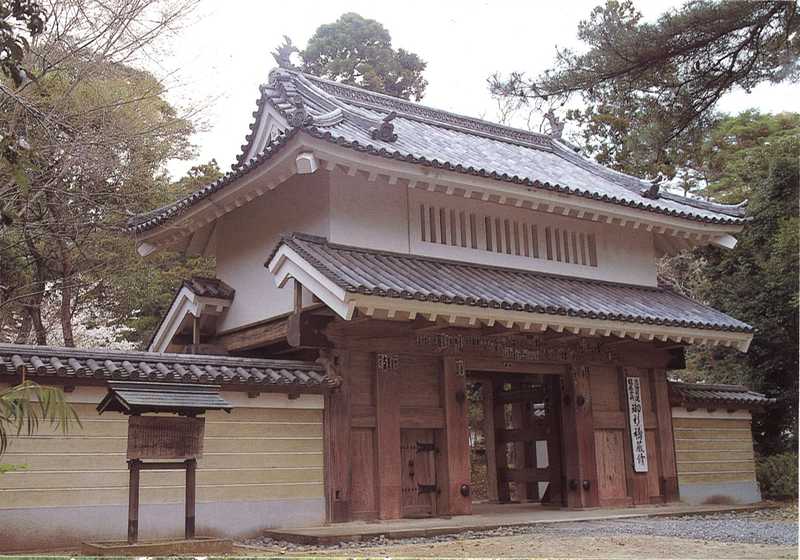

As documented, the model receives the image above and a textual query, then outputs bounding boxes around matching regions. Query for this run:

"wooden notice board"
[127,416,205,460]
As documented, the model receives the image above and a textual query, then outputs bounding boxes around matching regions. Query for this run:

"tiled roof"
[271,233,752,334]
[669,382,774,409]
[131,68,746,234]
[182,276,235,300]
[97,381,233,414]
[0,343,334,391]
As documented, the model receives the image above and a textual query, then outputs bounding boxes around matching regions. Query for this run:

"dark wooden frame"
[127,459,197,544]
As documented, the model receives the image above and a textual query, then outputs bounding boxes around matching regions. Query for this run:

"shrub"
[756,453,798,499]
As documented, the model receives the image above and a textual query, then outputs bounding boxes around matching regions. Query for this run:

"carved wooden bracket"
[376,353,399,372]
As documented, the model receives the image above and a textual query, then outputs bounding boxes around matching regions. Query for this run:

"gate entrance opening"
[468,373,563,506]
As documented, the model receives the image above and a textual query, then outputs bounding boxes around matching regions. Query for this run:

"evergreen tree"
[491,0,799,178]
[301,12,427,101]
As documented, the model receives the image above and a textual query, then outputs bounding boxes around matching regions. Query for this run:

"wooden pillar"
[439,358,471,515]
[127,459,140,544]
[510,384,529,502]
[560,365,599,508]
[620,367,650,504]
[542,375,563,505]
[375,354,401,519]
[481,378,500,502]
[652,368,680,502]
[492,379,511,503]
[324,351,352,522]
[185,458,196,539]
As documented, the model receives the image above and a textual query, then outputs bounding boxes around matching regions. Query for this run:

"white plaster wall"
[215,172,330,331]
[328,181,657,286]
[215,168,659,329]
[329,169,410,253]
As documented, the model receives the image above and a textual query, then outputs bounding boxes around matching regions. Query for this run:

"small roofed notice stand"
[84,382,232,556]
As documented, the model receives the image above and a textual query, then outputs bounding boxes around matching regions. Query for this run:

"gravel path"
[241,505,798,553]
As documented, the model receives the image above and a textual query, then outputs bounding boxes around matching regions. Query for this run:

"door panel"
[400,429,437,517]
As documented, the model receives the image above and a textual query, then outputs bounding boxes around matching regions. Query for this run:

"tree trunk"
[29,297,47,345]
[61,280,75,347]
[15,311,32,344]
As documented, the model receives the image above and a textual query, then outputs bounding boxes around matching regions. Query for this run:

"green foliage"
[680,112,799,454]
[756,453,799,499]
[301,12,427,101]
[491,0,799,177]
[0,12,198,346]
[698,111,800,202]
[96,161,220,347]
[0,0,45,86]
[0,381,80,456]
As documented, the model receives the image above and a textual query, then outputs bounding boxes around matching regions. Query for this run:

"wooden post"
[560,365,599,508]
[127,459,140,544]
[375,355,402,519]
[440,358,471,515]
[652,368,680,502]
[510,383,531,501]
[493,380,511,503]
[192,316,200,346]
[542,375,563,505]
[325,351,352,522]
[185,458,197,539]
[481,378,499,502]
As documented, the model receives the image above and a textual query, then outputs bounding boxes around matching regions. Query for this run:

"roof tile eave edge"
[129,127,302,235]
[272,234,753,340]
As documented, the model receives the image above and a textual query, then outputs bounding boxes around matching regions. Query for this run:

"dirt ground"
[291,533,796,559]
[236,504,798,559]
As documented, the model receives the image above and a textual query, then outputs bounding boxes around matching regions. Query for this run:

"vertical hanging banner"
[625,376,649,472]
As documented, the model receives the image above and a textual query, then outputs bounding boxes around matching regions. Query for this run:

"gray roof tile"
[131,69,746,234]
[271,233,752,334]
[0,343,333,391]
[669,382,774,408]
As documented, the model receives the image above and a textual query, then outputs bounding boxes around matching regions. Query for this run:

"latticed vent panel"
[417,203,598,267]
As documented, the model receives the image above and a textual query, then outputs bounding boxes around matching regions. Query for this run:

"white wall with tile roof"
[212,166,661,331]
[215,170,330,332]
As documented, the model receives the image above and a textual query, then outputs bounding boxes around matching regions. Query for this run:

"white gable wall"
[215,171,330,331]
[214,167,660,332]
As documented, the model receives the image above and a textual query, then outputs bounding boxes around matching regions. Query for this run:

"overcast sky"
[158,0,800,177]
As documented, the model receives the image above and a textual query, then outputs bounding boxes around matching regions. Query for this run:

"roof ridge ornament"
[544,109,564,140]
[642,174,664,199]
[370,111,398,142]
[272,36,299,69]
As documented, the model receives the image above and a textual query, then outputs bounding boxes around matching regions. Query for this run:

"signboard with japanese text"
[625,376,649,473]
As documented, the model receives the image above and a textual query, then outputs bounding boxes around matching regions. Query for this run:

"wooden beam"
[288,312,332,348]
[214,316,289,352]
[375,356,402,519]
[498,467,553,483]
[440,358,472,515]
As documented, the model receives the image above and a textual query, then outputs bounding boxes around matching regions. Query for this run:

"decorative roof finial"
[643,174,663,199]
[370,111,398,142]
[544,109,564,140]
[272,35,299,69]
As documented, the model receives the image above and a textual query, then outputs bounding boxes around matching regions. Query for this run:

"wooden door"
[400,429,438,518]
[490,376,563,505]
